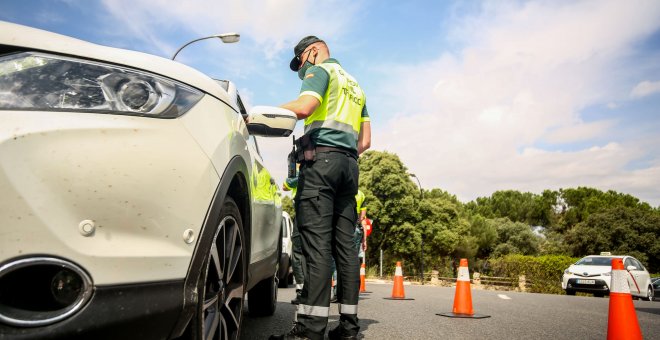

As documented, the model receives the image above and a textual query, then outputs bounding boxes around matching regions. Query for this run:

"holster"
[294,134,315,162]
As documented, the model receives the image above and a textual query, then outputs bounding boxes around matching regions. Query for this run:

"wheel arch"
[168,155,251,339]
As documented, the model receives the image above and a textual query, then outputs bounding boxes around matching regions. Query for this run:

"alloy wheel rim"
[202,215,244,340]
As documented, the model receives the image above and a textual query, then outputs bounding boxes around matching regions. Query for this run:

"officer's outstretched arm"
[358,121,371,155]
[281,95,320,120]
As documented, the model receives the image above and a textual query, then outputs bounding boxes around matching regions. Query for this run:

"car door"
[631,258,651,297]
[247,131,280,261]
[232,88,280,264]
[624,257,643,296]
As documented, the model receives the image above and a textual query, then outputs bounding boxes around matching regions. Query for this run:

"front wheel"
[190,197,246,340]
[565,289,576,296]
[648,285,654,301]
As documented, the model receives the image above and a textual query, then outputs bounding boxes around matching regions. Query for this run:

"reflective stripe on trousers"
[297,304,330,318]
[338,304,358,315]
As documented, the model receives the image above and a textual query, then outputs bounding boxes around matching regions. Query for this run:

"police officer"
[270,36,371,340]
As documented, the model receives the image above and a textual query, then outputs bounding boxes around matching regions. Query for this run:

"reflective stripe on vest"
[303,63,365,141]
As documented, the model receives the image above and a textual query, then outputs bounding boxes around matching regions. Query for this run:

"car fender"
[169,155,250,338]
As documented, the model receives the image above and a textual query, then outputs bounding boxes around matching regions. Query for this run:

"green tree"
[491,218,542,256]
[469,214,498,258]
[556,187,652,232]
[466,190,558,228]
[282,195,295,220]
[359,151,418,266]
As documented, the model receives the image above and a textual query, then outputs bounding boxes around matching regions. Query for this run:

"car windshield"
[575,257,613,266]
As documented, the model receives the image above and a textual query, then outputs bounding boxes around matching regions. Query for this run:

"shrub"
[488,254,578,294]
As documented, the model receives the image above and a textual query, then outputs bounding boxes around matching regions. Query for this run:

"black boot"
[328,326,358,340]
[269,322,311,340]
[291,289,302,305]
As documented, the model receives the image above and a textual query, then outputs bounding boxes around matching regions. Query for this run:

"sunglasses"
[294,48,315,68]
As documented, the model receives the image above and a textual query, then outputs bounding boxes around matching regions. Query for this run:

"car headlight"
[602,272,611,276]
[564,269,573,275]
[0,52,203,118]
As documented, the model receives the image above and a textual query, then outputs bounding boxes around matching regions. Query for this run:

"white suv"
[562,253,653,300]
[0,21,295,339]
[278,211,294,287]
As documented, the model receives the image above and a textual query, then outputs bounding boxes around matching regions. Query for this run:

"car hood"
[0,20,232,106]
[568,265,611,276]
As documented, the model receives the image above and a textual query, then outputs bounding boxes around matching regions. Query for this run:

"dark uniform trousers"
[291,220,305,286]
[295,150,360,340]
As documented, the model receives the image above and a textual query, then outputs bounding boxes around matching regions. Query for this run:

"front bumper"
[564,277,610,294]
[0,280,184,339]
[0,109,219,285]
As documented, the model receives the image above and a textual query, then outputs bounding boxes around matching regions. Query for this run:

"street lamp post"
[171,33,240,60]
[409,173,424,285]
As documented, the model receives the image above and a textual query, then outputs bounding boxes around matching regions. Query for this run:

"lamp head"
[217,33,240,43]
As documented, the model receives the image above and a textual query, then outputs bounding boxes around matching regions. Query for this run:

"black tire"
[594,293,605,298]
[278,257,290,288]
[189,197,246,340]
[247,223,279,316]
[647,285,654,301]
[565,289,576,296]
[287,268,294,286]
[248,273,278,316]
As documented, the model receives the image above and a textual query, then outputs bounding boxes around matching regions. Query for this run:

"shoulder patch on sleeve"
[305,73,315,79]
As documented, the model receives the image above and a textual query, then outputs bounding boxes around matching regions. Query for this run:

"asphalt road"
[241,281,660,340]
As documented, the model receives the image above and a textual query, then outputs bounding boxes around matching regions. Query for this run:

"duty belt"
[315,146,358,160]
[294,134,358,162]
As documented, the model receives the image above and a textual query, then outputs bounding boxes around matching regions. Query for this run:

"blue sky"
[2,0,660,206]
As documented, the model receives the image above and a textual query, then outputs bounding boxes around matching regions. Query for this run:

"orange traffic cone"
[359,263,371,293]
[438,259,489,318]
[383,261,414,300]
[607,258,642,340]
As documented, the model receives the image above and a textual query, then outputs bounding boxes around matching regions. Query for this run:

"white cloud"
[100,0,360,59]
[543,120,615,144]
[630,80,660,98]
[373,0,660,205]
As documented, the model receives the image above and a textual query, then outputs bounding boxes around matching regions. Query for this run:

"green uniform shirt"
[299,59,369,152]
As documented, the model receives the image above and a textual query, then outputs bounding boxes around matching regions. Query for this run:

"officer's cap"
[289,36,324,71]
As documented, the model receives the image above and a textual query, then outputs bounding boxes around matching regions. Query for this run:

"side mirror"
[246,106,297,137]
[626,265,637,271]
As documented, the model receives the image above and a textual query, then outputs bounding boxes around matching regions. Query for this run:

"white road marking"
[498,294,511,300]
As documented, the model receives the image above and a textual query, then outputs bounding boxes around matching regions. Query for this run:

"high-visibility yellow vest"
[254,167,273,202]
[303,62,366,151]
[356,190,366,214]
